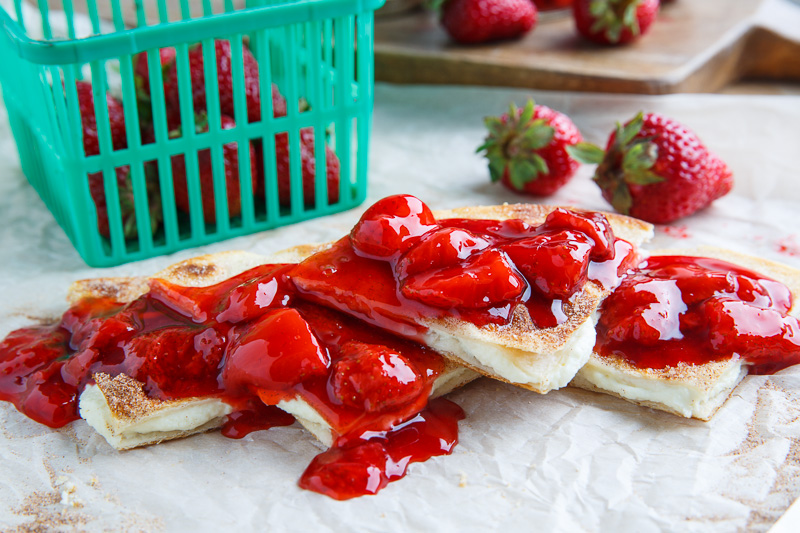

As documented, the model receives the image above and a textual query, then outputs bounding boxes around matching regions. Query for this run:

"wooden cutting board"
[373,0,800,94]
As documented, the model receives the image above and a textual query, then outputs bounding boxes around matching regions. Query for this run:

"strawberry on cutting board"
[439,0,538,44]
[569,112,733,224]
[478,100,583,196]
[573,0,659,45]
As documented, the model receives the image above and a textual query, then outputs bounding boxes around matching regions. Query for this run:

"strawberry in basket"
[163,39,287,122]
[78,81,160,238]
[170,113,258,223]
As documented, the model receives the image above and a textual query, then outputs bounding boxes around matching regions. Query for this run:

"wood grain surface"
[373,0,800,94]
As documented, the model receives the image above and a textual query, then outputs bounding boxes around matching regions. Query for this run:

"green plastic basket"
[0,0,383,267]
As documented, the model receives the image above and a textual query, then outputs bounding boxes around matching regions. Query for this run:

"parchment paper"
[1,84,799,532]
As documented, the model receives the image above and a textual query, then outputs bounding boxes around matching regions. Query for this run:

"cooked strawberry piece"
[598,277,682,346]
[539,207,616,261]
[700,298,800,374]
[215,267,295,324]
[396,227,491,279]
[120,325,225,398]
[18,362,76,428]
[223,308,330,393]
[299,441,389,500]
[401,249,525,309]
[440,0,538,44]
[299,398,465,500]
[503,230,593,299]
[330,342,424,413]
[644,256,793,311]
[148,278,215,322]
[438,217,536,243]
[350,195,439,260]
[61,298,130,350]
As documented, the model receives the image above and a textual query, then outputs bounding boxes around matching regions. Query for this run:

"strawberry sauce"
[293,195,636,332]
[9,195,796,499]
[0,259,453,499]
[596,255,800,374]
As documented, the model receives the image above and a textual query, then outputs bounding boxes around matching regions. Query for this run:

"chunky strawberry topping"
[295,198,636,331]
[350,194,439,260]
[596,255,800,373]
[0,259,452,500]
[3,194,800,499]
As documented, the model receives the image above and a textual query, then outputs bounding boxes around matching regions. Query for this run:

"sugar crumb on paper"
[723,380,800,531]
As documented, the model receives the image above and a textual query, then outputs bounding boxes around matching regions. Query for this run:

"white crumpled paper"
[1,84,799,532]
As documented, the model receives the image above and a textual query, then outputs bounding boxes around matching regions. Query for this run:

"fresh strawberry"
[163,39,287,122]
[330,342,424,413]
[77,82,162,238]
[88,167,135,238]
[349,194,439,260]
[88,165,162,239]
[440,0,538,44]
[533,0,573,10]
[502,230,593,299]
[265,127,341,207]
[77,80,127,155]
[134,47,177,99]
[400,249,526,308]
[569,112,733,224]
[479,100,582,197]
[171,114,258,223]
[573,0,659,45]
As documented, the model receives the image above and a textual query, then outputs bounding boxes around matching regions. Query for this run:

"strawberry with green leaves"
[573,0,659,45]
[479,100,583,196]
[569,112,733,224]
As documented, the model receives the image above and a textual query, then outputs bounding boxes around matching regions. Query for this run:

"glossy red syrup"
[292,195,636,331]
[0,256,457,499]
[596,255,800,374]
[299,397,464,500]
